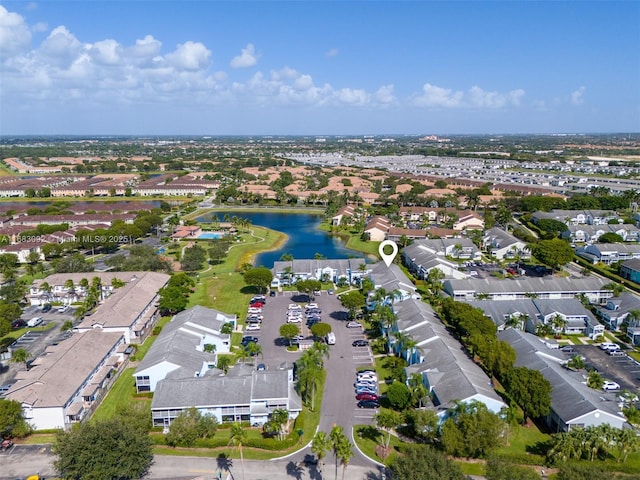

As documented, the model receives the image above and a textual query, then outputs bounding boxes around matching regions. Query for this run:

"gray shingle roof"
[498,329,624,425]
[135,305,232,377]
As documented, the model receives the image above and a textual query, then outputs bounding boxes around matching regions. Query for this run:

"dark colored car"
[42,304,52,313]
[241,335,259,346]
[357,400,380,409]
[269,290,276,297]
[352,339,370,347]
[11,320,26,329]
[356,392,378,401]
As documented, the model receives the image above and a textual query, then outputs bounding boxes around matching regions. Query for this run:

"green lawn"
[353,424,401,464]
[92,368,151,420]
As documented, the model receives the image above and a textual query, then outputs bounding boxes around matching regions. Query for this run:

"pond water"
[196,211,363,267]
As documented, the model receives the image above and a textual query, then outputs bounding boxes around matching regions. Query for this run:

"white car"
[288,304,302,310]
[603,381,621,391]
[287,317,302,323]
[246,323,261,331]
[247,307,262,314]
[305,303,319,310]
[599,342,618,351]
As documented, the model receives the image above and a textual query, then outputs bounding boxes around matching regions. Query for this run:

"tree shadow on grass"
[355,425,381,443]
[240,286,261,295]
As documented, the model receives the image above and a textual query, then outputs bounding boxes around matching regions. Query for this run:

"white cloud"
[230,43,258,68]
[374,85,395,104]
[90,39,121,65]
[39,26,85,67]
[325,48,339,58]
[127,35,162,60]
[571,86,586,105]
[0,6,32,58]
[413,83,525,109]
[165,41,211,71]
[414,83,463,108]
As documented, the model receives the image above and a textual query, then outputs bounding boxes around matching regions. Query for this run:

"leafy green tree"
[279,323,300,345]
[404,409,439,442]
[485,456,539,480]
[374,409,402,449]
[0,399,32,438]
[52,253,94,273]
[296,279,322,299]
[440,401,506,458]
[158,285,189,314]
[181,244,207,272]
[339,290,365,319]
[389,444,465,480]
[310,322,332,339]
[386,381,412,410]
[243,267,273,293]
[502,366,552,423]
[165,407,218,447]
[529,238,574,270]
[598,232,624,243]
[262,408,289,441]
[53,416,152,480]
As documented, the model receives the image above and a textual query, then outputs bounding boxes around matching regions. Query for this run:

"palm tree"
[311,431,331,472]
[228,422,247,480]
[329,425,352,480]
[11,348,30,370]
[615,427,639,463]
[551,314,567,336]
[408,372,429,408]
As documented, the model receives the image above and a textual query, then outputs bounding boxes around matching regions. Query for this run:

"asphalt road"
[0,447,388,480]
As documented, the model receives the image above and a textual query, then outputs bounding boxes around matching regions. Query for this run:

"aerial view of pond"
[197,211,364,267]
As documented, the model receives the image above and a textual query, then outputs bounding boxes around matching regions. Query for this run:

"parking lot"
[568,344,640,391]
[245,290,378,429]
[0,305,76,388]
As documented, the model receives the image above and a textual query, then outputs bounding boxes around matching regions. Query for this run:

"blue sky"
[1,1,639,135]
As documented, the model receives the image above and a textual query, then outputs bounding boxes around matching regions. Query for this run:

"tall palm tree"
[228,422,247,480]
[311,431,330,473]
[408,372,428,408]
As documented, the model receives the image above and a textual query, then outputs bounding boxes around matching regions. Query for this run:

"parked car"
[269,290,276,297]
[241,336,259,346]
[288,304,302,310]
[246,323,261,331]
[561,345,575,353]
[352,339,369,347]
[357,372,377,380]
[124,346,134,355]
[599,342,619,351]
[257,363,266,371]
[356,392,378,401]
[58,305,69,313]
[305,303,319,310]
[41,304,52,313]
[0,438,14,451]
[327,289,334,295]
[357,400,380,409]
[355,386,378,394]
[0,383,13,398]
[11,319,26,329]
[603,381,621,391]
[346,321,362,328]
[287,317,302,324]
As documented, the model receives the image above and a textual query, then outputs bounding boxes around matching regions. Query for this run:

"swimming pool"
[197,232,224,240]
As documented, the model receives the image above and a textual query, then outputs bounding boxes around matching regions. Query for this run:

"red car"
[250,301,264,308]
[356,392,378,401]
